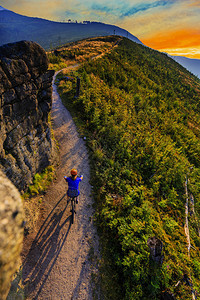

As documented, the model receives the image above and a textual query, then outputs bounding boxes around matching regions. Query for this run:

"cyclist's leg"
[71,198,75,223]
[67,189,71,202]
[76,191,80,204]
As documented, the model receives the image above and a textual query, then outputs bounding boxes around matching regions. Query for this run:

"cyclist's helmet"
[71,169,77,176]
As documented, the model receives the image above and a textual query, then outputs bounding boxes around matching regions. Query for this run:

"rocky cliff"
[0,169,24,300]
[0,41,55,192]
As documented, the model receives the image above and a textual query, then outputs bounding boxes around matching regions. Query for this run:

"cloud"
[91,4,113,14]
[1,0,200,58]
[187,0,200,7]
[58,0,178,23]
[142,28,200,48]
[117,0,200,38]
[1,0,27,8]
[89,0,176,19]
[120,0,174,18]
[1,0,71,20]
[162,47,200,59]
[142,28,200,58]
[1,0,194,25]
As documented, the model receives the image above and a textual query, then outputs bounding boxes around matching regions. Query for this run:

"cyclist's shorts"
[67,189,79,197]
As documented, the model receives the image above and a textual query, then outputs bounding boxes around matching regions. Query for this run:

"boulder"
[147,236,164,264]
[0,170,24,300]
[0,41,55,192]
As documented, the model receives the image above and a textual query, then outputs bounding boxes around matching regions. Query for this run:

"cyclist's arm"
[64,176,68,182]
[80,175,83,180]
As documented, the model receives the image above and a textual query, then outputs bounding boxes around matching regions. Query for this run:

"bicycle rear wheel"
[71,197,76,224]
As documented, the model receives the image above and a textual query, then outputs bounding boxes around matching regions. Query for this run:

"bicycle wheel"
[71,197,76,224]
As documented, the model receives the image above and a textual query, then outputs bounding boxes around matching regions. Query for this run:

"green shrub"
[23,166,55,198]
[58,37,200,299]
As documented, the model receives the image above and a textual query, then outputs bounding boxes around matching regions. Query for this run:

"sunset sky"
[1,0,200,59]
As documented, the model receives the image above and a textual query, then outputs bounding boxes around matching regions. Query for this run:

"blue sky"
[1,0,200,58]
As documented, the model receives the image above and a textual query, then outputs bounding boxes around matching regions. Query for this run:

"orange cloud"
[10,0,67,20]
[159,47,200,59]
[187,0,200,7]
[141,29,200,58]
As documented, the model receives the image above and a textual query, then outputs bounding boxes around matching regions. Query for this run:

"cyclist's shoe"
[76,198,79,204]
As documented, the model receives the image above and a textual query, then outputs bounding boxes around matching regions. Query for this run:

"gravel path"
[22,68,100,299]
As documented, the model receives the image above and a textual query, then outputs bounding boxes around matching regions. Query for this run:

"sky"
[1,0,200,59]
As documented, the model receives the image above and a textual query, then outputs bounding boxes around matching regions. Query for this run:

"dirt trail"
[22,67,100,299]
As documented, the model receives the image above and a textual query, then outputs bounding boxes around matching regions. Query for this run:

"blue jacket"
[64,176,82,196]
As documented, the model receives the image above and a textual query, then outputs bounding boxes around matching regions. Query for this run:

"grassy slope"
[55,37,200,299]
[47,36,120,71]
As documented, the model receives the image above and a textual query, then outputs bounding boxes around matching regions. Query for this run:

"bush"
[58,37,200,299]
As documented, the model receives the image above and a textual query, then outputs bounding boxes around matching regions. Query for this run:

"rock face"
[0,169,24,300]
[0,41,55,191]
[147,236,164,264]
[160,291,176,300]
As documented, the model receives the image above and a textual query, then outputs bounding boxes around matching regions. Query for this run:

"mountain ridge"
[170,55,200,79]
[0,8,143,50]
[1,5,199,81]
[0,5,8,11]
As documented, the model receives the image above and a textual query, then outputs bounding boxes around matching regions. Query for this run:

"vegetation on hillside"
[56,37,200,299]
[47,36,121,70]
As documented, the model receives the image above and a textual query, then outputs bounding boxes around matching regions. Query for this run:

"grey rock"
[0,65,12,95]
[15,81,37,100]
[1,58,28,79]
[0,41,55,191]
[3,104,12,118]
[147,236,164,264]
[0,169,24,300]
[2,89,17,105]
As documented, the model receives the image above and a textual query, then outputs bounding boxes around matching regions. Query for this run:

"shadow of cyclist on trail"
[22,193,72,299]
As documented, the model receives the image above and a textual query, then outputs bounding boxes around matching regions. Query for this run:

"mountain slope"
[171,55,200,79]
[56,37,200,299]
[0,7,142,49]
[0,5,8,11]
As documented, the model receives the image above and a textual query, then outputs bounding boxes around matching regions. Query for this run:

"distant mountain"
[0,5,8,11]
[0,7,143,49]
[170,55,200,79]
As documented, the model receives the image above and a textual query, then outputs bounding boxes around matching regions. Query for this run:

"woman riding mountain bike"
[64,169,83,204]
